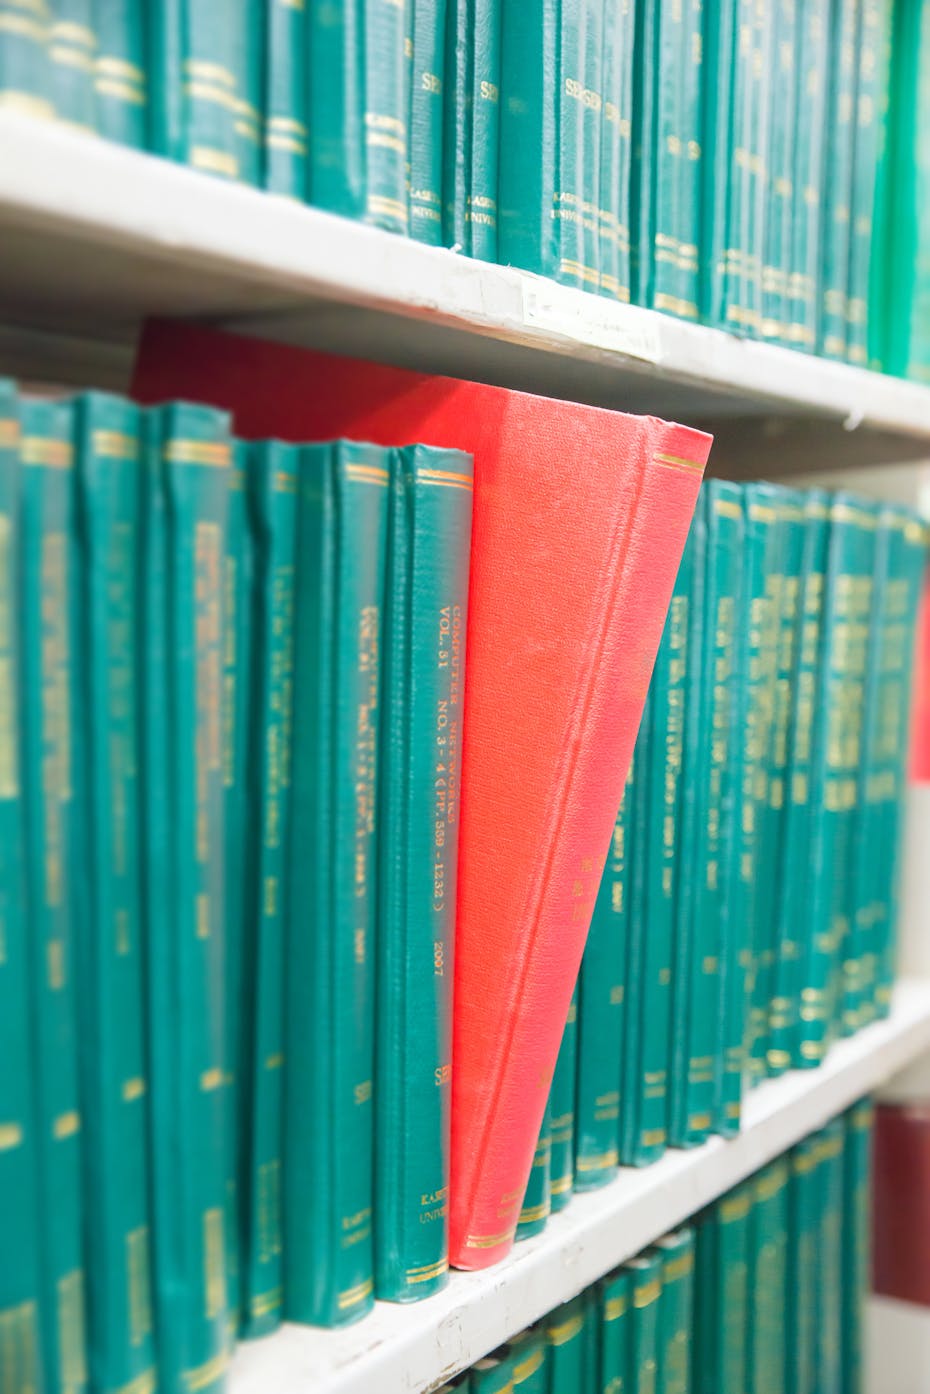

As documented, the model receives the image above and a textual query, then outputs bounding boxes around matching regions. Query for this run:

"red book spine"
[873,1102,930,1306]
[132,323,711,1270]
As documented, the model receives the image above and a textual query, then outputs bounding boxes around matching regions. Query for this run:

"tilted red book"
[873,1102,930,1305]
[133,322,712,1269]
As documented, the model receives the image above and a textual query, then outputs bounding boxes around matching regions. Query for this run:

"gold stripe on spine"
[336,1277,373,1310]
[634,1279,661,1308]
[53,1111,80,1139]
[464,1224,517,1249]
[405,1259,448,1284]
[0,419,18,449]
[514,1346,546,1382]
[164,440,230,467]
[93,430,137,460]
[653,450,704,471]
[604,1296,628,1321]
[517,1199,551,1224]
[22,436,72,468]
[0,1122,23,1150]
[548,1313,584,1345]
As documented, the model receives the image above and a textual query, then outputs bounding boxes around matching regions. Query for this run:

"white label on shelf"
[521,280,663,363]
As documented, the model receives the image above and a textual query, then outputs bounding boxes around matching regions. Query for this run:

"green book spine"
[223,445,252,1336]
[760,494,806,1078]
[747,1159,789,1394]
[657,1230,694,1394]
[441,0,470,252]
[285,442,388,1326]
[630,0,656,305]
[509,1325,549,1392]
[598,1268,631,1394]
[644,524,695,1158]
[555,0,601,289]
[409,0,446,242]
[74,396,156,1394]
[873,513,927,1018]
[230,0,263,185]
[816,1121,845,1394]
[699,0,735,324]
[845,0,890,365]
[799,496,875,1068]
[364,0,410,232]
[472,1349,517,1394]
[675,0,702,321]
[0,390,45,1394]
[744,1,773,337]
[549,990,578,1211]
[703,482,745,1137]
[94,0,146,145]
[497,0,558,275]
[308,0,365,218]
[467,0,500,260]
[841,1100,873,1394]
[819,0,860,358]
[547,1293,594,1394]
[240,443,298,1338]
[717,1186,750,1394]
[575,778,630,1187]
[651,0,682,318]
[20,399,88,1394]
[722,0,756,333]
[768,493,830,1075]
[185,4,240,179]
[620,698,651,1164]
[597,0,633,301]
[0,0,52,118]
[787,1136,821,1394]
[625,1253,662,1394]
[786,0,830,351]
[515,1103,551,1239]
[375,444,473,1301]
[140,404,231,1394]
[692,1209,718,1394]
[49,1,97,132]
[760,0,796,342]
[264,0,308,196]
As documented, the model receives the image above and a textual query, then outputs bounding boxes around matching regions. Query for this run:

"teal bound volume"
[241,442,298,1337]
[147,1,239,177]
[598,0,634,300]
[49,1,96,132]
[761,0,797,343]
[0,0,52,118]
[409,0,446,242]
[20,398,88,1394]
[747,1160,789,1394]
[140,404,232,1394]
[816,1121,845,1394]
[496,0,558,279]
[308,0,365,218]
[516,1102,551,1239]
[285,441,389,1326]
[845,0,891,365]
[467,0,500,260]
[842,1101,873,1394]
[786,0,830,352]
[509,1325,549,1391]
[546,1293,593,1394]
[364,0,409,232]
[700,0,735,325]
[94,0,147,147]
[819,0,860,358]
[597,1267,631,1394]
[74,396,155,1394]
[375,444,473,1301]
[549,993,578,1211]
[657,1230,694,1394]
[625,1252,662,1394]
[471,1349,517,1393]
[265,0,308,196]
[441,0,470,253]
[676,0,703,321]
[788,1136,821,1394]
[620,698,650,1166]
[0,386,45,1394]
[650,0,683,319]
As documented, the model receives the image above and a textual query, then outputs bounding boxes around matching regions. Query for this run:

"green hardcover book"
[516,1102,551,1239]
[819,0,860,359]
[785,0,830,352]
[598,1268,631,1394]
[657,1230,694,1394]
[147,2,238,177]
[409,0,446,242]
[140,403,232,1394]
[841,1100,873,1394]
[364,0,409,232]
[787,1135,821,1394]
[816,1121,845,1394]
[768,492,831,1076]
[760,0,796,342]
[799,495,875,1067]
[375,444,473,1301]
[0,390,45,1394]
[630,0,656,305]
[19,399,88,1394]
[717,1186,750,1394]
[699,0,735,325]
[73,395,156,1394]
[625,1253,662,1394]
[873,511,927,1017]
[722,0,757,333]
[229,0,262,185]
[223,444,252,1336]
[472,1349,517,1394]
[575,773,630,1187]
[94,0,146,146]
[0,0,53,118]
[49,0,96,131]
[619,696,651,1165]
[467,0,500,260]
[597,0,634,301]
[675,0,702,321]
[441,0,470,252]
[549,990,578,1211]
[645,522,696,1158]
[547,1293,593,1394]
[747,1159,789,1394]
[509,1324,549,1392]
[285,442,388,1326]
[650,0,683,318]
[239,442,298,1338]
[744,0,773,338]
[264,0,308,196]
[701,482,746,1137]
[845,0,890,365]
[554,0,601,290]
[497,0,556,275]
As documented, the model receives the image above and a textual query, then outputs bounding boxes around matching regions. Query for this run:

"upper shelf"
[1,111,929,467]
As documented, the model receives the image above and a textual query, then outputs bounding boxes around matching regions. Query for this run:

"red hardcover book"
[133,322,711,1270]
[873,1102,930,1306]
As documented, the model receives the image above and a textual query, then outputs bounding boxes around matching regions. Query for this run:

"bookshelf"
[2,107,930,1394]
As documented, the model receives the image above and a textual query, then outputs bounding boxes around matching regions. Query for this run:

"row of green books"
[1,2,927,378]
[448,1101,874,1394]
[515,480,925,1237]
[0,377,474,1394]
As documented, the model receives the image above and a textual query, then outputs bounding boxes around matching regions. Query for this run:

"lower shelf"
[231,977,930,1394]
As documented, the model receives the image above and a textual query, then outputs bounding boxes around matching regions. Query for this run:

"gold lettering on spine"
[41,534,71,969]
[0,1301,40,1394]
[203,1209,226,1319]
[126,1227,153,1347]
[194,523,222,945]
[57,1270,87,1391]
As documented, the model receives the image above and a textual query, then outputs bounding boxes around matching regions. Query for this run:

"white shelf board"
[231,977,930,1394]
[1,111,930,441]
